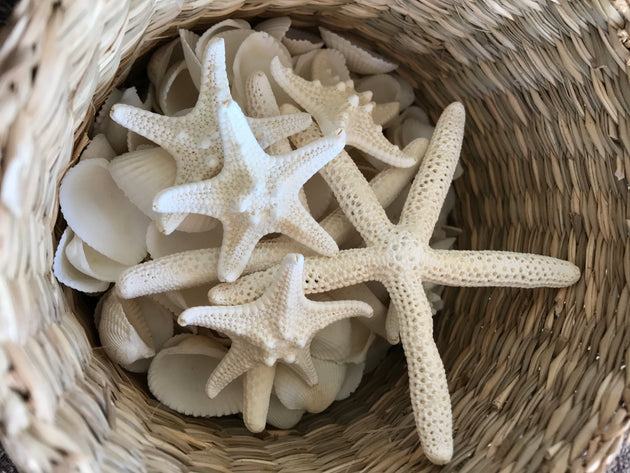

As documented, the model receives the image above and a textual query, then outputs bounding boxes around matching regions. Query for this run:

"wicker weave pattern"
[0,1,629,471]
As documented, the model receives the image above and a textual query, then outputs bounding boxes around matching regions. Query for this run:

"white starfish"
[208,103,581,464]
[178,253,373,433]
[270,56,416,168]
[110,37,312,234]
[152,98,345,282]
[116,139,428,299]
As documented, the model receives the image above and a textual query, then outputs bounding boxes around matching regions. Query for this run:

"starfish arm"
[177,304,257,338]
[385,304,400,344]
[246,71,281,118]
[156,212,189,235]
[287,348,318,386]
[243,364,276,433]
[116,248,221,298]
[196,37,232,109]
[209,248,380,305]
[262,253,308,315]
[423,249,581,288]
[217,219,266,282]
[110,104,179,153]
[398,102,466,242]
[205,341,259,398]
[153,180,228,217]
[386,276,453,465]
[277,202,339,257]
[248,113,312,150]
[303,298,373,334]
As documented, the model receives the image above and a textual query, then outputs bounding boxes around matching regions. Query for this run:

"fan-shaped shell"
[109,147,176,219]
[53,228,110,293]
[65,232,128,282]
[98,291,155,367]
[266,395,304,429]
[147,335,243,417]
[292,49,319,80]
[319,27,398,74]
[179,29,201,90]
[335,362,365,401]
[232,32,293,107]
[80,134,116,162]
[274,359,346,413]
[59,158,150,266]
[254,16,291,41]
[195,19,251,61]
[212,29,255,85]
[158,60,198,117]
[311,49,350,85]
[282,28,323,56]
[147,38,183,88]
[310,318,353,361]
[145,221,222,259]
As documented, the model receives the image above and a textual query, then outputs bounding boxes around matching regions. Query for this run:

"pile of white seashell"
[54,16,459,451]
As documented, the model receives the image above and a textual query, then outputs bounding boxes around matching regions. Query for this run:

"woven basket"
[1,1,630,471]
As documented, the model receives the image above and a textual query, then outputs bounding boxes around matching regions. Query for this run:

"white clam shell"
[146,221,222,259]
[98,291,155,366]
[311,49,350,85]
[232,32,293,107]
[310,318,353,361]
[158,60,198,117]
[65,232,128,282]
[179,29,201,90]
[283,28,324,56]
[94,88,146,154]
[319,27,398,74]
[355,73,410,109]
[292,49,320,80]
[254,16,291,40]
[195,19,251,61]
[266,395,304,429]
[80,134,116,162]
[392,74,415,111]
[147,38,183,88]
[335,362,365,401]
[109,147,176,219]
[53,228,110,293]
[148,335,243,417]
[274,359,346,413]
[59,158,150,266]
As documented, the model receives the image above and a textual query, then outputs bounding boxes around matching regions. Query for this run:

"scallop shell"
[158,60,198,117]
[59,158,150,266]
[195,19,251,61]
[109,147,176,219]
[310,318,353,361]
[311,49,350,86]
[232,32,293,107]
[146,221,222,259]
[302,172,333,221]
[319,27,398,74]
[335,362,365,401]
[266,395,304,429]
[53,228,110,293]
[292,49,319,80]
[147,335,243,417]
[147,38,183,88]
[283,28,324,56]
[98,291,155,366]
[65,232,128,282]
[179,29,201,90]
[254,16,291,41]
[95,88,146,154]
[80,134,116,162]
[355,73,415,111]
[274,359,346,413]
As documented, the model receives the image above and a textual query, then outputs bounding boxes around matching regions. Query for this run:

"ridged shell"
[80,134,116,162]
[254,17,291,41]
[179,29,201,90]
[109,147,176,219]
[292,49,319,80]
[319,27,398,74]
[274,359,346,413]
[147,38,182,88]
[65,232,128,282]
[232,32,293,107]
[335,362,365,401]
[53,228,110,293]
[146,221,222,259]
[147,335,243,417]
[311,49,350,85]
[158,60,198,117]
[310,318,353,361]
[355,73,415,112]
[98,291,155,366]
[266,395,304,429]
[195,19,251,61]
[59,158,150,266]
[283,28,324,56]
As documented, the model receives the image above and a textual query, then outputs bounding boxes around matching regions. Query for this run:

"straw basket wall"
[1,1,629,472]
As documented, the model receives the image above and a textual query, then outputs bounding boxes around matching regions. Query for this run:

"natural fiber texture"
[1,1,629,472]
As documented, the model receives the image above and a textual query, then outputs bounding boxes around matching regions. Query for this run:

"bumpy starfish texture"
[153,98,345,282]
[178,253,373,432]
[110,37,311,234]
[116,138,427,299]
[209,103,581,464]
[270,56,415,168]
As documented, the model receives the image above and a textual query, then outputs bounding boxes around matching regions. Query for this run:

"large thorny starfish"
[208,103,581,464]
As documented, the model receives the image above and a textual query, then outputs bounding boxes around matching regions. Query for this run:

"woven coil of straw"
[1,1,630,472]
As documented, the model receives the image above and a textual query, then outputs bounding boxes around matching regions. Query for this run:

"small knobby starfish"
[209,103,581,464]
[270,56,416,168]
[110,37,312,234]
[116,139,428,299]
[177,253,373,433]
[152,98,346,282]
